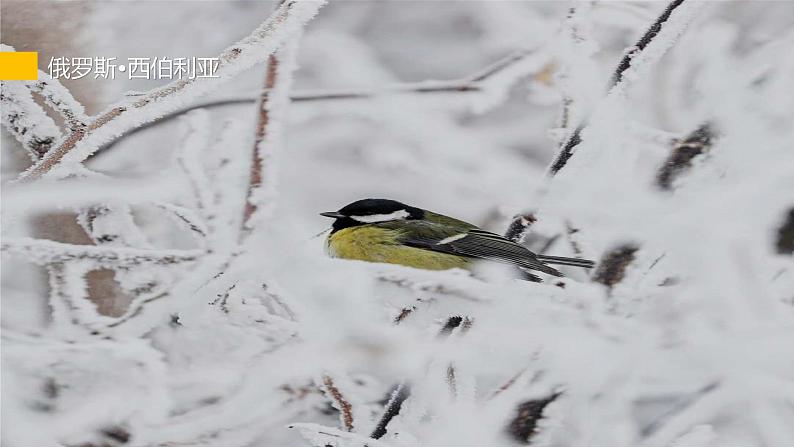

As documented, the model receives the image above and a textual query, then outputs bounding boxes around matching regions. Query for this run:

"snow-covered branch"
[90,45,550,162]
[2,237,203,268]
[320,375,356,432]
[26,71,89,129]
[1,79,62,160]
[17,0,327,181]
[548,0,705,175]
[242,31,303,234]
[3,3,793,447]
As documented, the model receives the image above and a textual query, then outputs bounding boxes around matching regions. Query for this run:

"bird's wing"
[381,221,562,276]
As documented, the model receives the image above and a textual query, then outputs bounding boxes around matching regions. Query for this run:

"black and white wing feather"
[399,225,563,277]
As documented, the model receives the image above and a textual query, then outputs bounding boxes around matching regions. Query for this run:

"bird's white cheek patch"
[351,210,410,223]
[437,233,467,245]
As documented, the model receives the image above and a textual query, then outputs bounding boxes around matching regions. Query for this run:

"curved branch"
[17,0,327,182]
[89,46,547,161]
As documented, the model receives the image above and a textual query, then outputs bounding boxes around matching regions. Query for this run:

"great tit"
[321,199,594,280]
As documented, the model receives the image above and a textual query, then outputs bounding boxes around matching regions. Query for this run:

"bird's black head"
[321,198,425,233]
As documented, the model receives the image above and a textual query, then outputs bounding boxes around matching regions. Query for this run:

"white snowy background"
[2,1,794,447]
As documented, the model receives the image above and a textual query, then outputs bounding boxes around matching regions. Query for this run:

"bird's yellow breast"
[327,226,471,271]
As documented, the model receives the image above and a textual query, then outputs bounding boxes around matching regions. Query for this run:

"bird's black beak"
[320,211,345,219]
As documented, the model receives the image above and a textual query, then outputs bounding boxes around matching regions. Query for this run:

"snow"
[2,2,794,447]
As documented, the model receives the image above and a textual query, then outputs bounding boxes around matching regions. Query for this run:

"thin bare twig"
[564,221,584,258]
[153,202,209,240]
[639,381,720,437]
[488,369,529,400]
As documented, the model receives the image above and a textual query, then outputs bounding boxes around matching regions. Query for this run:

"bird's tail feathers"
[536,255,595,269]
[521,261,563,277]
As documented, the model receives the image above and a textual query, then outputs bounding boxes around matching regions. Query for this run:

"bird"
[320,198,594,281]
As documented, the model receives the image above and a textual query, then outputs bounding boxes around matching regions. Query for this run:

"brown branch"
[592,244,639,288]
[506,393,561,444]
[321,375,355,432]
[26,74,89,129]
[656,122,715,190]
[393,306,416,324]
[776,208,794,255]
[16,0,325,182]
[488,369,529,400]
[242,54,280,230]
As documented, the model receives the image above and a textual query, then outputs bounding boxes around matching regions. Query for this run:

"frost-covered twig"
[370,383,410,439]
[90,46,549,160]
[377,273,485,302]
[175,110,215,215]
[76,203,172,298]
[656,123,715,190]
[504,213,537,243]
[640,382,720,438]
[564,221,584,259]
[548,0,702,175]
[153,202,209,240]
[0,80,62,160]
[610,0,685,88]
[241,0,307,237]
[17,0,327,181]
[2,237,203,268]
[290,424,392,447]
[242,55,277,230]
[320,375,355,432]
[77,204,152,248]
[105,289,169,329]
[47,262,89,328]
[26,71,89,129]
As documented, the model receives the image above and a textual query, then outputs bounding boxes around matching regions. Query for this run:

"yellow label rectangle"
[0,52,39,81]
